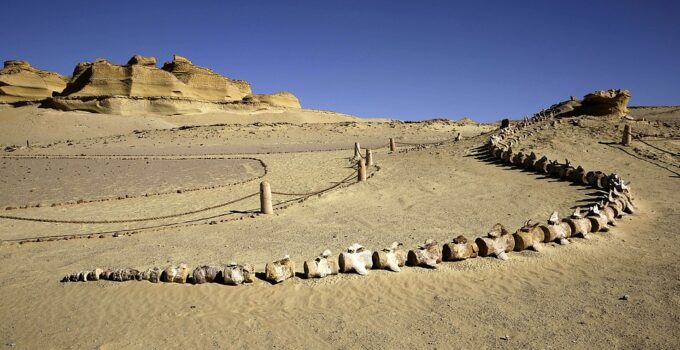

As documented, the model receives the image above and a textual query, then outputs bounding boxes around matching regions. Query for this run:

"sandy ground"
[0,106,678,349]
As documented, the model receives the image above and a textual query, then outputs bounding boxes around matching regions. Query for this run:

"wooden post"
[354,142,362,158]
[260,181,273,214]
[365,149,373,167]
[389,138,396,152]
[622,125,632,146]
[358,159,367,182]
[26,140,30,148]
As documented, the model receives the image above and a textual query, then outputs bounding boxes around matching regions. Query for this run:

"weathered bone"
[587,205,609,232]
[339,243,373,275]
[501,148,514,164]
[558,159,574,179]
[513,219,545,251]
[512,152,527,167]
[140,267,162,283]
[372,242,407,272]
[601,200,619,226]
[162,264,190,283]
[543,211,575,243]
[223,263,254,285]
[265,255,296,284]
[586,171,607,189]
[571,166,587,184]
[534,156,549,173]
[442,235,479,261]
[303,250,339,279]
[192,265,222,284]
[524,152,537,169]
[407,239,442,268]
[475,224,515,260]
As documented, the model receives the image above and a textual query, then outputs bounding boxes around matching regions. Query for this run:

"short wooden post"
[622,125,632,146]
[365,149,373,166]
[389,138,396,152]
[354,142,362,159]
[357,159,367,182]
[26,140,30,148]
[260,181,273,214]
[501,119,510,129]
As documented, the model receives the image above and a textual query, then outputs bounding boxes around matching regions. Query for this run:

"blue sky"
[3,0,678,121]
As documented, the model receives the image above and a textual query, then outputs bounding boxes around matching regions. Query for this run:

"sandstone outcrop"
[243,91,301,108]
[43,54,302,114]
[580,89,630,117]
[59,55,251,102]
[547,89,631,118]
[0,60,67,103]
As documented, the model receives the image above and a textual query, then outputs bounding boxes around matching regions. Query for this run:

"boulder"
[0,60,68,103]
[127,55,157,66]
[580,89,631,117]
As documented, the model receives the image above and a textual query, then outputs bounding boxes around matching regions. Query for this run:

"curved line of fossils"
[61,112,636,285]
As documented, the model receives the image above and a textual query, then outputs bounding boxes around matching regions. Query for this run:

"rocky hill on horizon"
[0,54,301,114]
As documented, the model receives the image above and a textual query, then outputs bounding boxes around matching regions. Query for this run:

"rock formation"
[243,91,301,108]
[580,89,631,117]
[546,89,631,118]
[0,60,67,103]
[58,55,251,101]
[41,54,302,115]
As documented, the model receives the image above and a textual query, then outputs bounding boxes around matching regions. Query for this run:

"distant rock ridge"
[0,60,68,103]
[58,54,253,102]
[1,54,302,113]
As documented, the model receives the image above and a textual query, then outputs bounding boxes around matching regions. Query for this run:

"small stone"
[500,335,510,341]
[620,294,630,301]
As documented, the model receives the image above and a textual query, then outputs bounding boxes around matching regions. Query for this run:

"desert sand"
[0,102,678,349]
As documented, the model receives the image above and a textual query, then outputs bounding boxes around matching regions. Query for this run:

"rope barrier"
[0,192,259,224]
[1,156,268,210]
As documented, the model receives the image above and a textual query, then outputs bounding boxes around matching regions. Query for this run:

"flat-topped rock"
[244,91,301,108]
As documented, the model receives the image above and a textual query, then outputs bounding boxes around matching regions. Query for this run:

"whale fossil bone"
[303,250,339,279]
[372,242,407,272]
[339,243,373,275]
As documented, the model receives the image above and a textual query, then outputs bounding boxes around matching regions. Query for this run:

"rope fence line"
[0,132,452,245]
[1,166,381,244]
[0,192,260,224]
[1,156,268,211]
[634,137,680,157]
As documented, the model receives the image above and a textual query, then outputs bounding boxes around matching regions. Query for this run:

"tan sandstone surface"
[0,105,679,349]
[0,60,67,103]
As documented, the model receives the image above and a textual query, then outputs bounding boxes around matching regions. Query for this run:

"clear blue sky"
[3,0,678,121]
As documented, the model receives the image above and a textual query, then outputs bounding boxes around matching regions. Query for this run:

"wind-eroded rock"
[59,55,252,102]
[0,60,68,103]
[580,89,631,117]
[547,89,631,118]
[244,91,301,108]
